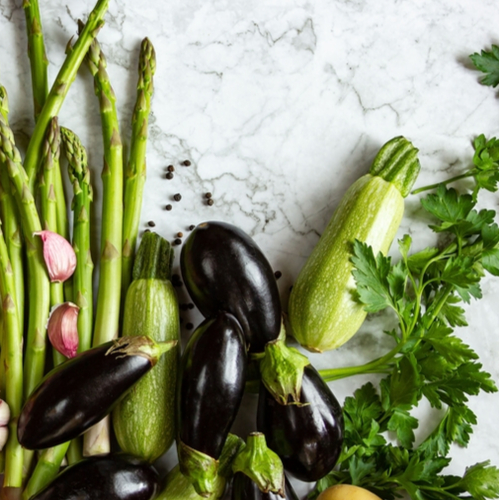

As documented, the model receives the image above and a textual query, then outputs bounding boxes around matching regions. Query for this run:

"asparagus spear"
[38,117,67,367]
[22,0,49,121]
[121,38,156,300]
[60,126,94,353]
[0,109,50,405]
[0,219,24,488]
[0,87,24,334]
[82,32,123,456]
[23,0,110,190]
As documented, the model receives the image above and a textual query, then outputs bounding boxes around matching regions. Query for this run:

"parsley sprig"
[412,135,499,199]
[469,44,499,88]
[315,138,499,499]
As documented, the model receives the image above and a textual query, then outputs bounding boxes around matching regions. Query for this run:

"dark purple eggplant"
[180,221,281,352]
[231,473,299,500]
[256,364,344,482]
[177,311,247,496]
[18,336,175,450]
[30,453,160,500]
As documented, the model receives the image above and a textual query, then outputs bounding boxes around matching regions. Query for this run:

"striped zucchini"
[288,136,420,352]
[112,231,180,462]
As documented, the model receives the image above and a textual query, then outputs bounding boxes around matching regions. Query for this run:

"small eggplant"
[18,336,176,450]
[231,473,299,500]
[30,453,160,500]
[256,364,344,482]
[180,221,281,352]
[177,311,247,496]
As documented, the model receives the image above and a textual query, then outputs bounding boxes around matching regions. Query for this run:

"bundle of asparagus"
[0,0,158,496]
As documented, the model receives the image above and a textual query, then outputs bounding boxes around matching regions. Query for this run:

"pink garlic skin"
[0,399,9,451]
[34,230,77,282]
[47,302,80,358]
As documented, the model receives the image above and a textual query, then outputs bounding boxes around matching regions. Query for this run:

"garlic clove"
[34,230,77,282]
[47,302,80,358]
[0,399,10,427]
[0,426,8,451]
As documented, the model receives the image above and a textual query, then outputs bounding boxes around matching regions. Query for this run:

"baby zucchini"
[113,232,180,463]
[288,136,420,352]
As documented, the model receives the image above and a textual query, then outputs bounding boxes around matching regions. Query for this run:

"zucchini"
[112,231,180,462]
[287,136,420,352]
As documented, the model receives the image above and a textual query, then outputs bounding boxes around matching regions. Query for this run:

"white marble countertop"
[0,0,498,498]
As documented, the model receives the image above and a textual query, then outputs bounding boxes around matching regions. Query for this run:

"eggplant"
[177,311,247,496]
[231,473,299,500]
[256,364,344,482]
[30,453,160,500]
[18,336,176,450]
[180,221,281,352]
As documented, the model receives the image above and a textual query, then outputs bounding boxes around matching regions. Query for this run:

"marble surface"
[0,0,498,497]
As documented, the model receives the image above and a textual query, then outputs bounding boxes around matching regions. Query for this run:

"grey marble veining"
[0,0,498,497]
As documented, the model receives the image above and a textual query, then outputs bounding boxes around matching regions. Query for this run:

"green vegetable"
[82,30,124,457]
[0,209,23,487]
[112,231,180,463]
[311,137,499,499]
[122,37,156,302]
[157,434,244,500]
[23,0,110,190]
[412,134,499,200]
[60,126,94,354]
[22,0,48,120]
[288,136,420,352]
[469,44,499,87]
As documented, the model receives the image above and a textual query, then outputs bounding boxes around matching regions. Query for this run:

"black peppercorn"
[174,193,182,202]
[167,165,175,172]
[189,225,195,231]
[165,172,174,179]
[147,221,156,227]
[207,198,214,206]
[205,192,212,199]
[274,270,282,279]
[165,204,172,211]
[182,160,191,166]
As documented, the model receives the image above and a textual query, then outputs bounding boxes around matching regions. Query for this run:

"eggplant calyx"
[259,334,310,405]
[232,432,285,497]
[106,336,177,366]
[177,439,220,498]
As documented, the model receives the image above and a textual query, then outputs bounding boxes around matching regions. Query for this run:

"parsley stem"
[411,171,476,195]
[319,343,403,382]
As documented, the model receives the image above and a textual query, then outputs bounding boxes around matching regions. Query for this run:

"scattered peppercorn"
[147,221,156,227]
[173,193,182,202]
[167,165,175,172]
[165,204,172,211]
[205,192,212,199]
[187,303,194,309]
[189,224,195,231]
[274,271,282,279]
[185,322,193,330]
[180,303,189,311]
[182,160,191,166]
[174,238,182,245]
[207,198,214,206]
[177,232,183,238]
[165,172,174,179]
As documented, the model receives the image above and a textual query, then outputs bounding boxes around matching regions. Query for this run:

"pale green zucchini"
[112,231,180,462]
[288,136,420,352]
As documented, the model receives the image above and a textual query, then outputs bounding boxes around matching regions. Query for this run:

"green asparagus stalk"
[82,32,123,456]
[23,0,110,190]
[0,87,24,334]
[22,0,49,121]
[21,442,70,500]
[121,38,156,300]
[60,126,94,353]
[39,117,66,367]
[0,222,24,487]
[0,111,50,403]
